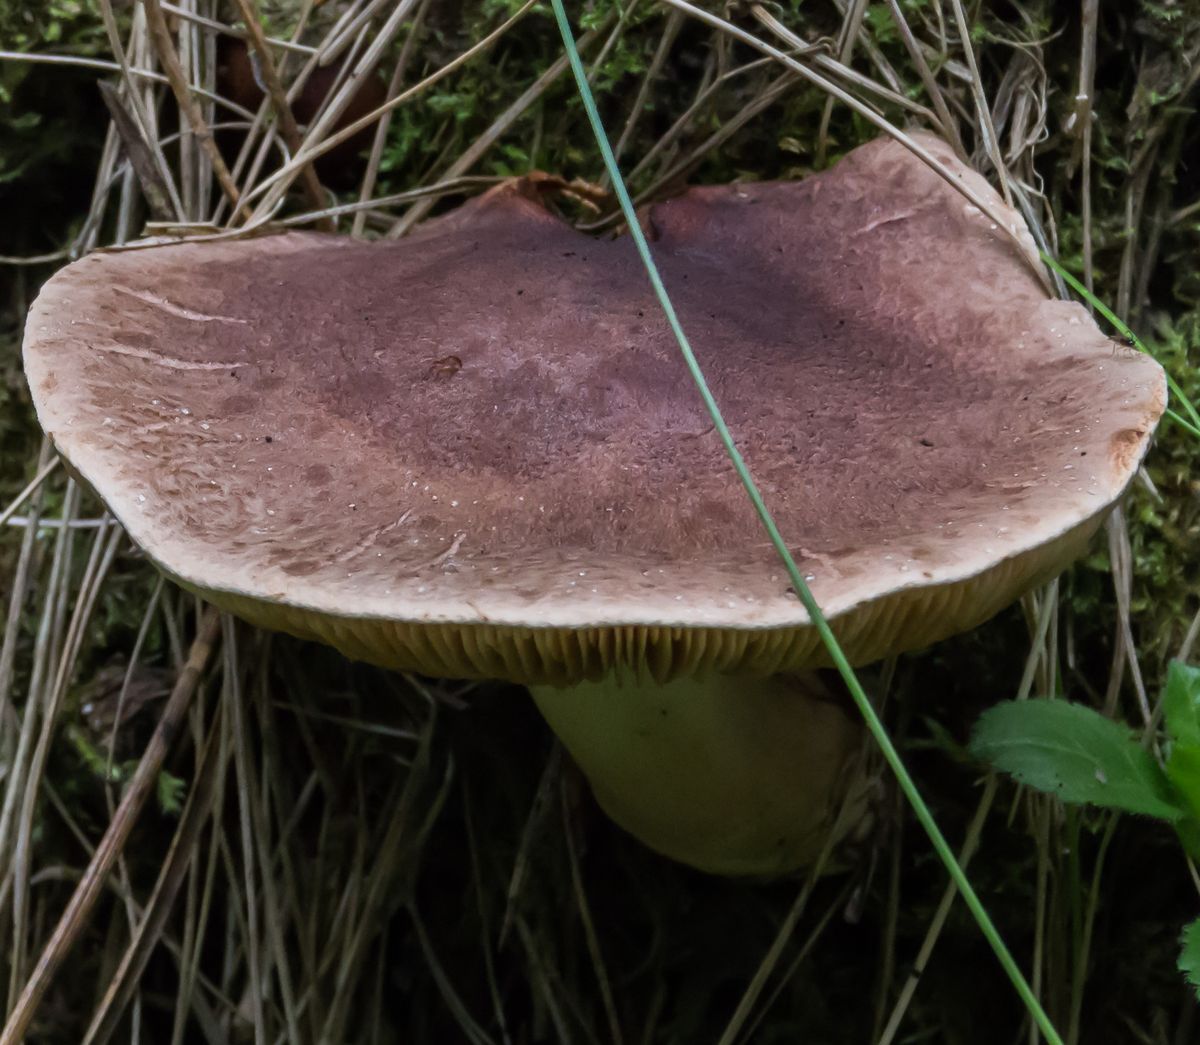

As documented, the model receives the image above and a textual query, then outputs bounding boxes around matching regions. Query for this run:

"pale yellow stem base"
[529,672,870,877]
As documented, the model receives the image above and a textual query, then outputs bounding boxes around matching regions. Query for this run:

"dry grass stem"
[0,609,222,1045]
[1,3,1195,1040]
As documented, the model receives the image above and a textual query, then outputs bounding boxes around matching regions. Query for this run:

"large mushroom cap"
[23,135,1165,684]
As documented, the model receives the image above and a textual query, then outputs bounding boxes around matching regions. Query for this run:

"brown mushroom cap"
[23,135,1165,684]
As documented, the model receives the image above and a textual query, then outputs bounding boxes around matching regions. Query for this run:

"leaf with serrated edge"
[970,700,1187,821]
[1179,918,1200,998]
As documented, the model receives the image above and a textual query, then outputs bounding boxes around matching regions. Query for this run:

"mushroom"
[22,135,1165,875]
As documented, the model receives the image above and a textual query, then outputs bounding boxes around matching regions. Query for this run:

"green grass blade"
[1167,408,1200,440]
[1040,251,1200,435]
[548,3,1065,1043]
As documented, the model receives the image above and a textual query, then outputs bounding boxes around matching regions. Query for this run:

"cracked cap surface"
[23,134,1166,683]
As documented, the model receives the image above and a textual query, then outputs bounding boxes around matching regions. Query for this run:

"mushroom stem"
[528,672,871,876]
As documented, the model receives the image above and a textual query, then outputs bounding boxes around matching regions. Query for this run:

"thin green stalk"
[1166,409,1200,441]
[548,4,1065,1043]
[1041,251,1200,434]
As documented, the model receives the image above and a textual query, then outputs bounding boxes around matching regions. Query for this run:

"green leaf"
[1168,746,1200,819]
[1173,817,1200,862]
[1179,919,1200,998]
[156,770,187,816]
[1163,661,1200,825]
[970,700,1187,821]
[1164,661,1200,747]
